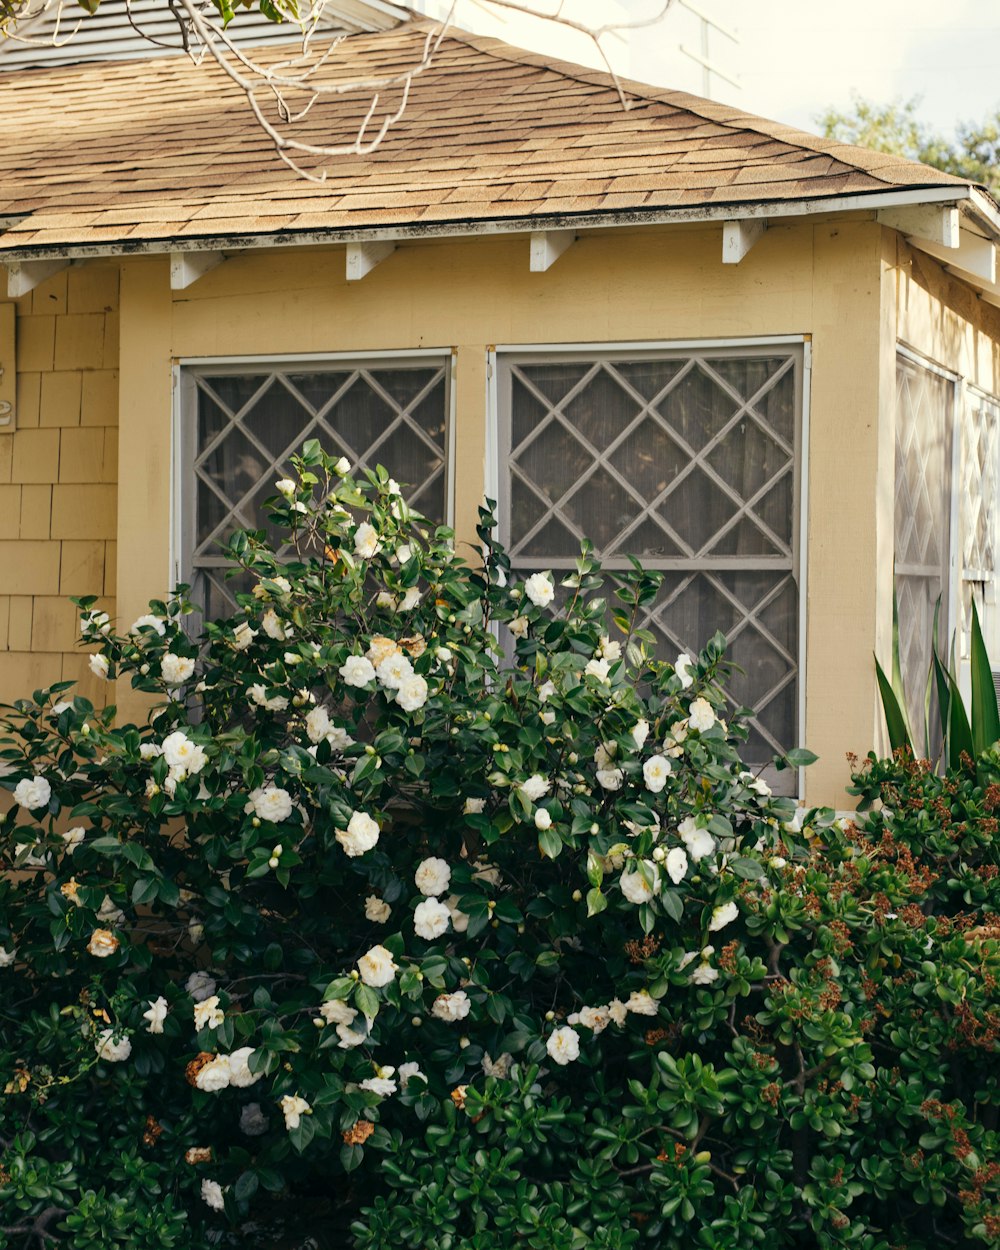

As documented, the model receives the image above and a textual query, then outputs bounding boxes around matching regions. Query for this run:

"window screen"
[497,346,803,775]
[182,358,450,619]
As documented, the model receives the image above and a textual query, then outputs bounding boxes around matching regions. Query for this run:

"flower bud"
[572,889,582,902]
[411,1016,422,1027]
[652,846,666,862]
[545,1011,555,1021]
[272,845,283,858]
[459,1037,470,1049]
[268,857,279,869]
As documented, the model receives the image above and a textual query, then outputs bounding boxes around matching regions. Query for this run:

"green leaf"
[874,655,911,754]
[537,827,562,859]
[970,598,1000,756]
[354,983,379,1020]
[947,668,974,769]
[586,888,607,917]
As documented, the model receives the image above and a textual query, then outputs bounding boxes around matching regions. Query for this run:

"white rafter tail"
[170,251,225,291]
[915,230,997,285]
[346,241,396,281]
[529,230,576,272]
[877,204,961,248]
[6,258,70,298]
[722,219,767,264]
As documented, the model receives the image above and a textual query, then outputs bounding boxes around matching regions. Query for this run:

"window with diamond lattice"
[182,359,450,619]
[497,347,803,780]
[893,353,955,742]
[960,389,1000,659]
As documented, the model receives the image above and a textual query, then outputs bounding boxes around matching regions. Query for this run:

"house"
[0,13,998,805]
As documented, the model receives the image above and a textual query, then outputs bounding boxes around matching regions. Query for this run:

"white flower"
[337,1023,368,1049]
[471,861,501,886]
[665,846,689,884]
[252,786,293,823]
[688,698,716,733]
[139,743,161,761]
[161,653,195,685]
[89,653,111,680]
[275,478,296,498]
[675,653,695,689]
[305,706,331,744]
[161,731,207,775]
[358,944,396,988]
[546,1026,580,1066]
[626,991,659,1016]
[534,807,552,831]
[415,857,451,897]
[576,1005,612,1034]
[261,609,287,640]
[708,900,739,932]
[619,863,658,904]
[642,754,671,793]
[524,572,555,608]
[194,996,225,1031]
[253,575,292,599]
[337,810,380,858]
[354,522,382,559]
[87,928,119,958]
[631,719,650,749]
[769,856,787,870]
[519,775,551,802]
[377,652,414,690]
[596,767,624,791]
[143,997,168,1034]
[340,655,376,688]
[325,726,354,753]
[279,1094,311,1131]
[186,971,217,1002]
[227,1046,262,1087]
[399,587,421,612]
[365,895,391,923]
[598,636,622,662]
[0,948,16,967]
[240,1103,269,1136]
[201,1179,226,1212]
[509,615,529,639]
[482,1052,512,1078]
[232,622,257,651]
[247,684,289,712]
[320,1000,358,1027]
[414,897,451,941]
[13,776,51,811]
[607,999,628,1027]
[691,962,720,985]
[334,455,351,475]
[398,1061,425,1087]
[537,680,556,702]
[679,818,716,862]
[62,826,85,854]
[396,674,429,713]
[584,657,610,682]
[360,1072,397,1097]
[445,895,471,933]
[130,614,166,638]
[464,797,486,815]
[81,610,111,635]
[94,1029,131,1063]
[432,990,471,1022]
[195,1055,232,1092]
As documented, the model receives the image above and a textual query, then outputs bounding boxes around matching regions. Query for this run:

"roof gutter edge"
[0,183,975,263]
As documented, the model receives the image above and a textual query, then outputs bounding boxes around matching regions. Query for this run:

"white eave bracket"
[911,229,996,285]
[877,204,961,248]
[530,229,576,272]
[170,251,225,291]
[346,240,396,281]
[6,258,70,298]
[722,219,767,264]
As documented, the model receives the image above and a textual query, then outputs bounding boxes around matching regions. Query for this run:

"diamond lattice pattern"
[502,351,800,770]
[188,362,449,618]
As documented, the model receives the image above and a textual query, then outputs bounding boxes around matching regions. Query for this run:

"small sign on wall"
[0,303,13,431]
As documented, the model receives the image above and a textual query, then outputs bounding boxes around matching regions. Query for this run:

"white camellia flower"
[537,680,556,702]
[275,478,296,498]
[261,609,287,640]
[596,767,624,791]
[546,1026,581,1066]
[161,731,207,775]
[142,997,168,1034]
[248,684,289,712]
[227,1046,263,1088]
[280,1094,312,1131]
[675,653,695,689]
[194,1055,232,1092]
[360,1068,397,1097]
[232,622,257,651]
[334,455,351,475]
[619,863,658,905]
[186,971,217,1002]
[519,775,551,802]
[584,657,610,682]
[358,944,396,987]
[366,636,399,667]
[240,1103,269,1136]
[320,1000,358,1027]
[534,807,552,831]
[396,674,429,713]
[571,1005,612,1034]
[524,572,555,608]
[691,962,720,985]
[139,743,161,761]
[376,652,413,689]
[365,895,391,923]
[688,697,716,733]
[0,948,16,967]
[631,719,650,749]
[414,857,451,897]
[161,653,195,685]
[679,817,716,862]
[87,928,120,958]
[89,653,110,680]
[130,613,166,638]
[665,846,689,884]
[607,999,629,1027]
[445,895,471,933]
[340,654,376,687]
[194,996,225,1031]
[509,615,529,639]
[354,522,382,559]
[398,1061,426,1086]
[626,991,660,1017]
[81,610,111,636]
[13,776,51,811]
[414,897,451,940]
[337,1023,368,1049]
[251,786,293,823]
[201,1180,226,1212]
[642,754,671,793]
[432,990,471,1022]
[709,900,740,932]
[62,826,86,854]
[337,810,380,857]
[399,587,421,611]
[464,797,486,815]
[305,706,331,744]
[598,635,622,662]
[94,1030,132,1063]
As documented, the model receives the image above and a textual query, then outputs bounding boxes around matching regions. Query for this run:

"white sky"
[625,0,1000,137]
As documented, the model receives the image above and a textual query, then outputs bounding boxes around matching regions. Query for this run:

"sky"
[626,0,1000,137]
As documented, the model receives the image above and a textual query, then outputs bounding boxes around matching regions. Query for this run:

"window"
[179,355,451,618]
[496,343,805,779]
[961,387,1000,657]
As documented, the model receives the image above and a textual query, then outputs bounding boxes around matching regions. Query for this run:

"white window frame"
[171,348,457,593]
[486,335,812,792]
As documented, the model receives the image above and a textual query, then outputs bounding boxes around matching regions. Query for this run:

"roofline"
[0,184,990,263]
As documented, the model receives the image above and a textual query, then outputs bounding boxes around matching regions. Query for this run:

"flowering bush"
[1,442,998,1249]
